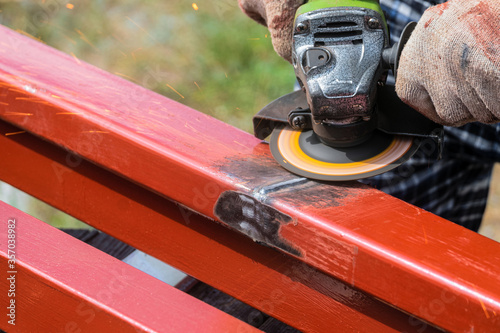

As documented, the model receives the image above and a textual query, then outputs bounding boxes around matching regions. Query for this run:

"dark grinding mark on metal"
[218,153,370,209]
[272,179,370,209]
[214,191,301,257]
[217,151,303,189]
[215,142,374,216]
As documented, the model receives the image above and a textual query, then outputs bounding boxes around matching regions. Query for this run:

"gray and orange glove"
[238,0,305,62]
[396,0,499,126]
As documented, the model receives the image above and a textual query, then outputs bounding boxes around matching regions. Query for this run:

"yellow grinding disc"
[270,125,419,181]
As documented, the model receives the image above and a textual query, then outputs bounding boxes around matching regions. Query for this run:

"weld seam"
[253,178,309,201]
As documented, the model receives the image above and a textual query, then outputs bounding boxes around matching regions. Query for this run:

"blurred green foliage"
[0,0,294,132]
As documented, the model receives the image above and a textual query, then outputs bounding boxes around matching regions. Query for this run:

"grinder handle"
[381,22,417,78]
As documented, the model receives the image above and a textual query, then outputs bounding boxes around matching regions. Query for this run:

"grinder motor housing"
[292,0,391,147]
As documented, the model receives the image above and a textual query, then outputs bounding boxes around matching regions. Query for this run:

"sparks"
[114,72,139,83]
[184,123,197,132]
[479,297,491,319]
[135,130,153,135]
[125,16,156,41]
[66,3,74,9]
[62,34,77,45]
[111,33,125,44]
[470,285,493,320]
[192,3,199,10]
[131,47,142,62]
[4,112,33,116]
[70,52,82,64]
[422,225,428,244]
[75,29,97,50]
[15,30,44,43]
[194,81,201,91]
[149,118,167,128]
[15,97,36,101]
[148,111,171,121]
[5,131,26,136]
[233,141,247,148]
[166,84,185,99]
[9,87,28,94]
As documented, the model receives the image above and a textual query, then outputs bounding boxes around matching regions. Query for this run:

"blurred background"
[0,0,498,242]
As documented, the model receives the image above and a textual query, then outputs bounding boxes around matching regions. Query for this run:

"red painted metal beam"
[0,25,499,331]
[0,201,258,333]
[0,119,434,333]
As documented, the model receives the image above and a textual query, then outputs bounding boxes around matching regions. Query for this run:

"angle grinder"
[253,0,443,181]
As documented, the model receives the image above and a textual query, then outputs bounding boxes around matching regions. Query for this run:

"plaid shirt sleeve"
[360,0,498,232]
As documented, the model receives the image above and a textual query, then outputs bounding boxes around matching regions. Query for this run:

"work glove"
[396,0,500,126]
[238,0,305,62]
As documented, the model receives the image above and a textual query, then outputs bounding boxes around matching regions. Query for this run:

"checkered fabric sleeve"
[361,0,498,232]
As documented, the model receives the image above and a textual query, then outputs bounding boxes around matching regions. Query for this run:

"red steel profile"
[0,120,435,333]
[0,25,499,332]
[0,201,259,333]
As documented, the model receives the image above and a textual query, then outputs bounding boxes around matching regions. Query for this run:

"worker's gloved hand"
[238,0,305,62]
[396,0,500,126]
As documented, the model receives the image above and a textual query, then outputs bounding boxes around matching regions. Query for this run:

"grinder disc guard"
[270,126,419,181]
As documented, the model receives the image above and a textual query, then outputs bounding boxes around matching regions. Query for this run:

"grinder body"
[293,0,389,147]
[252,0,443,181]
